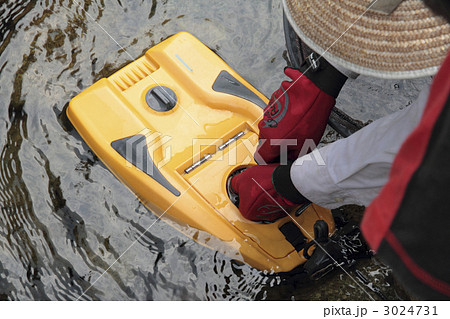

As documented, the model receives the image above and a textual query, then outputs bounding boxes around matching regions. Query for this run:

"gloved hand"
[256,58,347,164]
[230,163,310,222]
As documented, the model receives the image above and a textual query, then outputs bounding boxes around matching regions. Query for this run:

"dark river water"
[0,0,432,300]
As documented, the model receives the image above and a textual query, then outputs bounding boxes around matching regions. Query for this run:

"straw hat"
[283,0,450,79]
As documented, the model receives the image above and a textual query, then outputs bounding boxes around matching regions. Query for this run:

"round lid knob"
[145,86,177,112]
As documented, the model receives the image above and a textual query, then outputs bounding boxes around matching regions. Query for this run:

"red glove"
[256,62,347,163]
[230,163,309,222]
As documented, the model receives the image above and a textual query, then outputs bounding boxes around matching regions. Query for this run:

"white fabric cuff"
[290,85,431,209]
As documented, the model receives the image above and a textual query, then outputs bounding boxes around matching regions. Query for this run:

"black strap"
[297,54,347,99]
[279,222,308,252]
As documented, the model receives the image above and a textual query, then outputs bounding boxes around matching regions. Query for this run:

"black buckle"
[303,221,371,279]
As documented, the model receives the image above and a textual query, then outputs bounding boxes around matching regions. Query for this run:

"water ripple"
[0,0,421,300]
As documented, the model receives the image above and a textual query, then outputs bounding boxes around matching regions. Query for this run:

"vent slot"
[109,56,158,91]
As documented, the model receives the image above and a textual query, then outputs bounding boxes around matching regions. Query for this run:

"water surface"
[0,0,430,300]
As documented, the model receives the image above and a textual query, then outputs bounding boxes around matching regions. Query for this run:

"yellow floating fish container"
[67,32,335,273]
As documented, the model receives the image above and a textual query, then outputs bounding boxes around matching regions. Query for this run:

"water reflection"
[0,0,425,300]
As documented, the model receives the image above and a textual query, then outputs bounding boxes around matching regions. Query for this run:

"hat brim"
[283,0,450,79]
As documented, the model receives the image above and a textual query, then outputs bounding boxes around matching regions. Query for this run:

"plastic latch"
[313,220,329,244]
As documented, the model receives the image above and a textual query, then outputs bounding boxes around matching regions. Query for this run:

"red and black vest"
[362,52,450,300]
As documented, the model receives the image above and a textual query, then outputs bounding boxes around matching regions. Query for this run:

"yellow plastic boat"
[67,32,335,273]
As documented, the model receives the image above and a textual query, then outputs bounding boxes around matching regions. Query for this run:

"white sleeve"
[290,85,431,209]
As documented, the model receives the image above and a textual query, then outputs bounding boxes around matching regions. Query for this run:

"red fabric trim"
[385,231,450,297]
[362,52,450,251]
